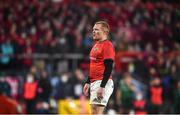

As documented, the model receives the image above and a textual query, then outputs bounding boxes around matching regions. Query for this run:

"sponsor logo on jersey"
[93,47,98,51]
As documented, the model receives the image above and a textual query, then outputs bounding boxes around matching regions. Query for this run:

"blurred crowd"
[0,0,180,114]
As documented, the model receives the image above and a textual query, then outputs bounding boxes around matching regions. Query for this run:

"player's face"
[92,24,105,41]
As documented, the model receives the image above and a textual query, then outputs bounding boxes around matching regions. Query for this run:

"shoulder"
[103,40,113,47]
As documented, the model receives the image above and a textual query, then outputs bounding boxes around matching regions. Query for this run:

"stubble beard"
[93,36,101,41]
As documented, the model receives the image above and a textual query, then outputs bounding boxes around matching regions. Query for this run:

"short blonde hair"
[95,21,110,34]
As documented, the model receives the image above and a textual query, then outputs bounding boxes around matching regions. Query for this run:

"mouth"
[93,34,96,37]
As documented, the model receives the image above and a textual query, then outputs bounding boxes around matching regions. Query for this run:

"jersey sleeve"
[103,42,115,60]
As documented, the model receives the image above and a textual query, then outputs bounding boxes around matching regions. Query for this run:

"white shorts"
[90,79,114,106]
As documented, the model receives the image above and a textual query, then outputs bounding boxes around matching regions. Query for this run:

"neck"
[98,37,108,42]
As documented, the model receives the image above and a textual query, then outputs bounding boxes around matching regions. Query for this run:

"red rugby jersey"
[89,40,115,82]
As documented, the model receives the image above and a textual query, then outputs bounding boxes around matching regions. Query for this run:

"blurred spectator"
[0,76,11,97]
[171,64,180,82]
[116,72,136,114]
[38,70,52,101]
[58,33,70,53]
[47,39,62,54]
[22,39,35,68]
[6,76,19,99]
[0,39,14,69]
[0,76,21,114]
[50,76,59,99]
[36,39,47,54]
[148,77,163,114]
[82,32,93,54]
[23,73,38,113]
[133,92,147,115]
[173,80,180,114]
[0,92,21,114]
[55,73,73,99]
[70,69,85,99]
[107,100,117,115]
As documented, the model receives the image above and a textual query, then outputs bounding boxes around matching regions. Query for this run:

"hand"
[97,87,105,99]
[83,83,90,96]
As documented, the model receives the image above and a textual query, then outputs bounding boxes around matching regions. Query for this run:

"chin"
[94,39,99,41]
[93,38,99,41]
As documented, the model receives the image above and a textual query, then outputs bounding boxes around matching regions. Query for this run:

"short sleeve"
[103,41,115,60]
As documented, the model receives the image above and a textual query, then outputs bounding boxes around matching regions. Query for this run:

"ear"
[102,28,109,35]
[104,30,109,35]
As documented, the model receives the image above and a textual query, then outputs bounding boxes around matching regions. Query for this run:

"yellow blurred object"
[58,97,91,114]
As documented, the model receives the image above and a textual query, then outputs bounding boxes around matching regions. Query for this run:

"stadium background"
[0,0,179,114]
